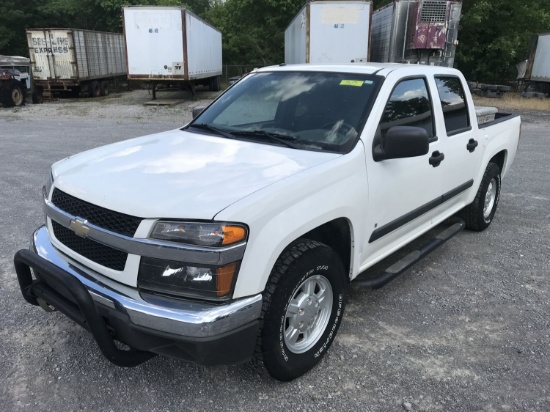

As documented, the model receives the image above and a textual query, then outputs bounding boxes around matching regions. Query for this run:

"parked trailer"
[285,1,372,65]
[27,29,126,101]
[517,33,550,95]
[371,0,462,67]
[123,6,222,100]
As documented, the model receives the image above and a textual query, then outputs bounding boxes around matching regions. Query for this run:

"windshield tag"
[340,80,364,87]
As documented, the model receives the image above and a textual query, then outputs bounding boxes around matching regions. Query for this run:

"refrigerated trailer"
[518,33,550,94]
[285,1,373,65]
[123,6,222,100]
[27,29,127,101]
[371,0,462,67]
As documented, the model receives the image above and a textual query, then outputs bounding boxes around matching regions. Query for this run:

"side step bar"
[353,220,465,289]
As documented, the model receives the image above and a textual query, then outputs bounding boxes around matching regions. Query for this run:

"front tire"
[1,80,25,107]
[461,162,501,231]
[256,239,347,381]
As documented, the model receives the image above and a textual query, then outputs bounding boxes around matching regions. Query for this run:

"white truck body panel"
[47,63,520,296]
[27,29,126,81]
[216,64,518,297]
[123,6,222,81]
[285,1,372,64]
[51,130,337,221]
[531,33,550,82]
[20,63,522,377]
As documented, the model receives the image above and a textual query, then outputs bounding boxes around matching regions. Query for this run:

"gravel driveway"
[1,92,549,411]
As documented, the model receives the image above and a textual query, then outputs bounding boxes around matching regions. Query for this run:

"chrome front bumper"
[30,225,263,339]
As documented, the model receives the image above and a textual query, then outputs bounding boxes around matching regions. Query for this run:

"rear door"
[430,74,483,213]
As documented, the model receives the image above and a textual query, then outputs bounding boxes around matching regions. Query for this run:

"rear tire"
[100,81,109,96]
[255,239,347,381]
[460,162,501,231]
[31,90,43,104]
[88,81,101,97]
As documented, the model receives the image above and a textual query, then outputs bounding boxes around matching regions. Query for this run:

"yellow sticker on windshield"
[340,80,364,87]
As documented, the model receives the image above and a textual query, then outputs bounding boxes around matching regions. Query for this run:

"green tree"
[205,0,303,65]
[0,0,214,57]
[456,0,550,83]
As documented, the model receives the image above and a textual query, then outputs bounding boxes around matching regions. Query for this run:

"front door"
[360,75,445,267]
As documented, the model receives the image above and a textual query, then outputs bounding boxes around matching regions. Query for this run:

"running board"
[353,220,465,289]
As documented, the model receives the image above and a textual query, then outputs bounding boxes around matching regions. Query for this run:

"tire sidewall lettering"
[277,264,343,363]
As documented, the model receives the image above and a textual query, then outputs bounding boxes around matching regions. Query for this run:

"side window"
[435,76,470,135]
[379,78,434,140]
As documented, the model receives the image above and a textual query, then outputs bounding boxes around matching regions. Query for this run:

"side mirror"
[373,126,430,161]
[192,106,207,119]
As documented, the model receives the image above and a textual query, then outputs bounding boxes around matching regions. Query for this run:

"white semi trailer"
[285,1,373,65]
[123,6,222,100]
[518,33,550,95]
[27,29,127,101]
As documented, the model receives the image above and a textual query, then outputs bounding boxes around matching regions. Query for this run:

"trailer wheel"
[213,76,221,92]
[89,81,101,98]
[1,80,25,107]
[32,90,43,104]
[100,81,109,96]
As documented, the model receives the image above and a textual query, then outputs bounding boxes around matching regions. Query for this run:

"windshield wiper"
[232,129,301,149]
[190,123,236,140]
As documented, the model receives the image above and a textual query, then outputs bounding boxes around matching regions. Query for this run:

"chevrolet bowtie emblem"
[69,218,90,238]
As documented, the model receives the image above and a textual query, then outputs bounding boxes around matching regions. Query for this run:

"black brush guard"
[14,249,155,367]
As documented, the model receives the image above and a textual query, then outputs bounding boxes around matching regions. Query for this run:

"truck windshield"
[188,71,380,153]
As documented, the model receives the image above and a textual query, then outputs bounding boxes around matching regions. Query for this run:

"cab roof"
[255,63,461,78]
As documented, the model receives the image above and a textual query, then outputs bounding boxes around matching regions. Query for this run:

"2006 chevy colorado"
[14,64,521,381]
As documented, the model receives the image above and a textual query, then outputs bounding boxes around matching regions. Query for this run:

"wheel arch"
[299,218,353,281]
[489,150,507,173]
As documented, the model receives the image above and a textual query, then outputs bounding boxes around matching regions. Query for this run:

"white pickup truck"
[14,64,521,381]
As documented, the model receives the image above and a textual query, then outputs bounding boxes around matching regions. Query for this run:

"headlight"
[138,257,239,301]
[150,221,247,247]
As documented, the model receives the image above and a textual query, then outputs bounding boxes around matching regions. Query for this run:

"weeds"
[474,93,550,112]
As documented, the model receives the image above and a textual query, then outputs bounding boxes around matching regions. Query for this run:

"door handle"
[467,139,479,152]
[429,151,445,167]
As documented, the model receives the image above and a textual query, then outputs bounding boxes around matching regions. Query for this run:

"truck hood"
[52,129,339,219]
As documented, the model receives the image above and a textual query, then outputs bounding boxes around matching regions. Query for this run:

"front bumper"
[14,225,262,366]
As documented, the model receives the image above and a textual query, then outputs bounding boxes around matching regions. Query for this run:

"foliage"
[0,0,212,57]
[456,0,550,83]
[1,0,550,84]
[205,0,303,65]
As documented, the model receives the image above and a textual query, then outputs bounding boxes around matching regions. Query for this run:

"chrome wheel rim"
[284,275,333,354]
[484,178,497,220]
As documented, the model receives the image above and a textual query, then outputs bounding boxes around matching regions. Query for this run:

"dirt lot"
[0,91,549,411]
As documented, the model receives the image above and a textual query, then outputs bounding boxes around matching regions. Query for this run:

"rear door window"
[435,76,470,135]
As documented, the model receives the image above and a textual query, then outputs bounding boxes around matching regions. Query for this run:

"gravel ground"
[0,92,549,412]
